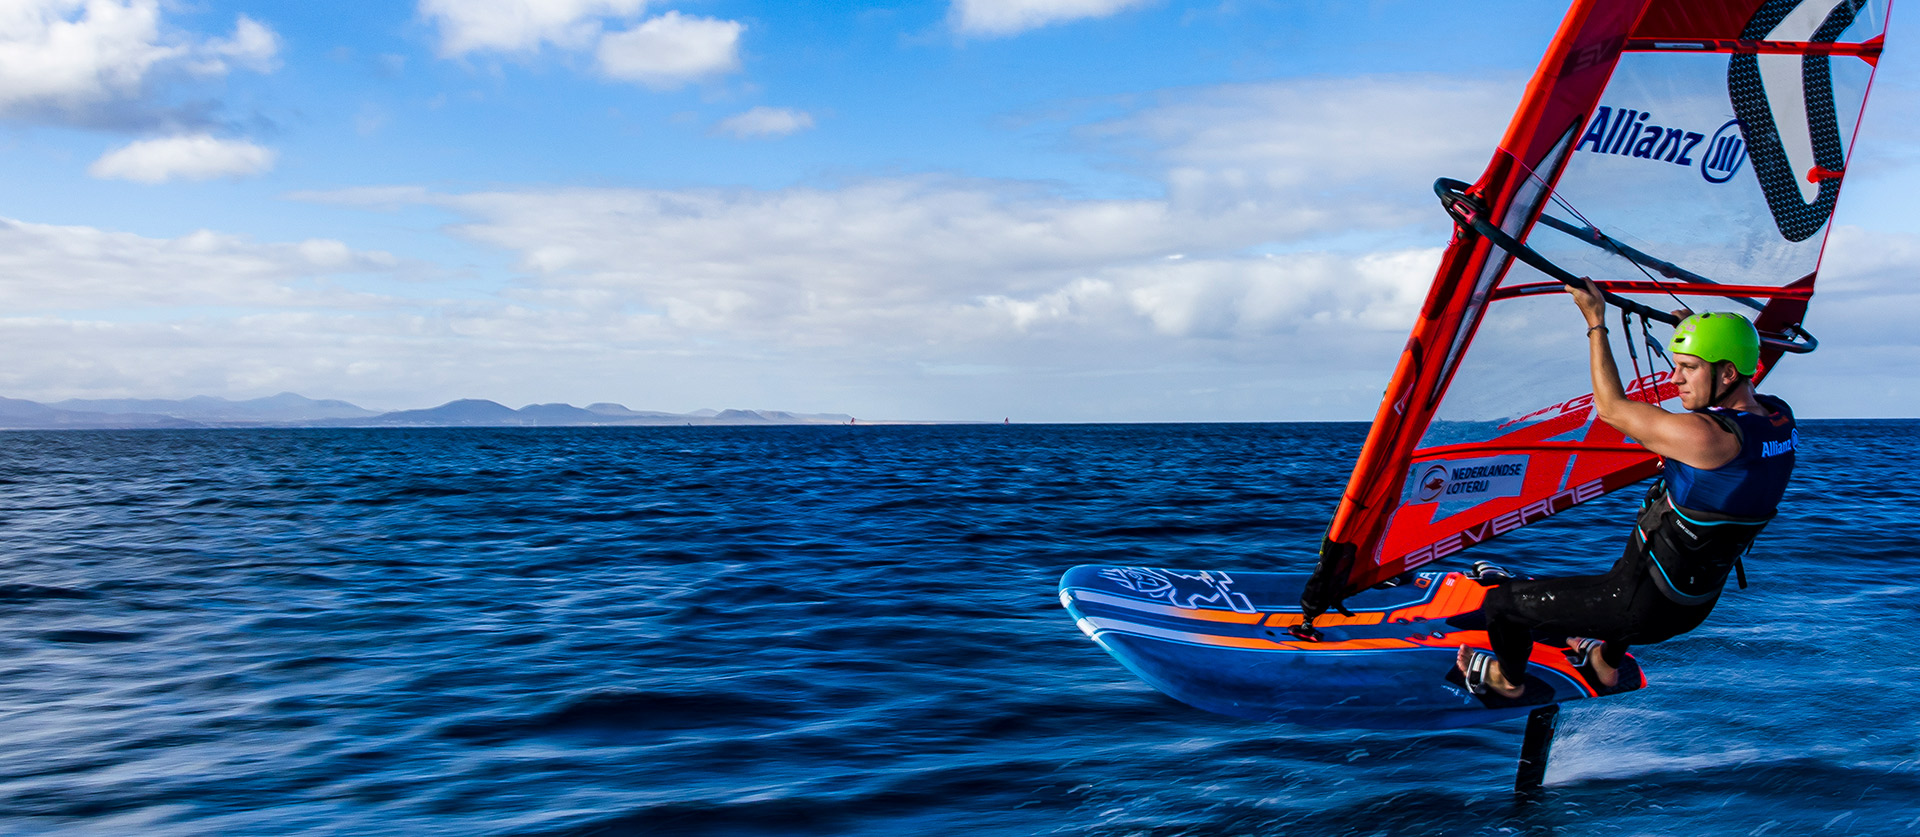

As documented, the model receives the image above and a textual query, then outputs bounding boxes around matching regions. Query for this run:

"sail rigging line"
[1531,214,1769,314]
[1535,179,1697,315]
[1432,178,1819,355]
[1498,149,1700,319]
[1645,314,1674,377]
[1435,178,1682,327]
[1637,312,1675,400]
[1621,306,1645,387]
[1451,144,1817,352]
[1530,210,1825,359]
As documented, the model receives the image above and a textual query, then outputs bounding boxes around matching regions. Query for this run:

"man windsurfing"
[1455,278,1797,698]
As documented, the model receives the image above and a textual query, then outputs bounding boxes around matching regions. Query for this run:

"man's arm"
[1568,278,1739,470]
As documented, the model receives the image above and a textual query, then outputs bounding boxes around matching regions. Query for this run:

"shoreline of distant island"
[8,394,1908,431]
[0,393,937,430]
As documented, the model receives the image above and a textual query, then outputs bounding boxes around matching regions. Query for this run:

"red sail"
[1303,0,1888,616]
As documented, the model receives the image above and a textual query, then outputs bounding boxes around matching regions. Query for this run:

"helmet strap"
[1705,362,1748,409]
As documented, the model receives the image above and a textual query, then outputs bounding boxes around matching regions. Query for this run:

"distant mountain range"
[0,393,859,430]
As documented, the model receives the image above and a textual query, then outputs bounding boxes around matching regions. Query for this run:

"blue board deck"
[1059,566,1645,728]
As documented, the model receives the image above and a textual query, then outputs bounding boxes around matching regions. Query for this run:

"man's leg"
[1475,566,1636,696]
[1583,640,1628,687]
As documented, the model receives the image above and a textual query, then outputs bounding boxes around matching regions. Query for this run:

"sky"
[1,0,1916,421]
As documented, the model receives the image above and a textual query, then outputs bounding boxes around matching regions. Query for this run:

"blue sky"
[1,0,1915,421]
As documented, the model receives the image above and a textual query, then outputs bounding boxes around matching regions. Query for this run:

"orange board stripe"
[1264,611,1385,628]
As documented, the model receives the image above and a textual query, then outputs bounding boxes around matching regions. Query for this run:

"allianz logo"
[1761,429,1798,458]
[1577,105,1746,183]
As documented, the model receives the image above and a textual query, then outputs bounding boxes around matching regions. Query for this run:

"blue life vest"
[1662,394,1796,520]
[1634,394,1796,605]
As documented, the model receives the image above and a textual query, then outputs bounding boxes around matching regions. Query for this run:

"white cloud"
[289,185,435,209]
[0,0,172,116]
[89,134,276,183]
[1091,76,1514,224]
[596,11,742,88]
[419,2,744,91]
[193,15,279,75]
[951,0,1153,36]
[419,0,647,55]
[0,214,640,408]
[0,216,395,312]
[259,75,1522,412]
[422,179,1209,308]
[303,174,1428,368]
[224,173,1447,418]
[714,106,814,138]
[0,0,279,127]
[970,247,1435,339]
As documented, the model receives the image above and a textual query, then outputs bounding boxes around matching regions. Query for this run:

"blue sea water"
[0,422,1916,836]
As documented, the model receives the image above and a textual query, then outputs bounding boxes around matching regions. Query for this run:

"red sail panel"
[1302,0,1891,617]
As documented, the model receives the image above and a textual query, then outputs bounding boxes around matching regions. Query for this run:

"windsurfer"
[1456,278,1797,699]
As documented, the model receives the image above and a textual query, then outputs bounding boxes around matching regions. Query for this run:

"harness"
[1632,480,1769,606]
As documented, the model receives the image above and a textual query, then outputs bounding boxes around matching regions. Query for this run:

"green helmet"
[1668,311,1760,375]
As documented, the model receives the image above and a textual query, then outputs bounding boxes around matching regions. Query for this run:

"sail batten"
[1492,281,1812,301]
[1301,0,1890,621]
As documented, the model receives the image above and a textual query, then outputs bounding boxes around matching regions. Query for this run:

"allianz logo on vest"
[1577,106,1746,184]
[1761,429,1798,458]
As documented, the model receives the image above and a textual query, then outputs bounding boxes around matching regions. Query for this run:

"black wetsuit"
[1480,394,1797,679]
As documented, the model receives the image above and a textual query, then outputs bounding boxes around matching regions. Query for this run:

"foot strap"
[1461,649,1497,696]
[1563,637,1604,666]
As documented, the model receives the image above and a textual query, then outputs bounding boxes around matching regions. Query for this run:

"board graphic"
[1062,566,1644,728]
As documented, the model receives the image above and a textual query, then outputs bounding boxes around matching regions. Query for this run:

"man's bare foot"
[1570,638,1620,688]
[1456,645,1525,698]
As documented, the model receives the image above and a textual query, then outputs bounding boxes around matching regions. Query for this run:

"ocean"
[0,422,1915,835]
